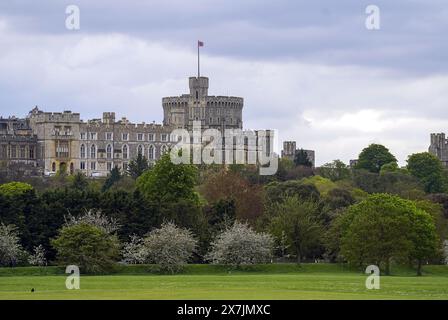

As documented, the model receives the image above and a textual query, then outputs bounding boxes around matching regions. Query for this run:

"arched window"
[137,145,143,156]
[52,162,56,172]
[90,144,96,159]
[106,144,112,159]
[148,145,154,160]
[122,144,128,159]
[80,144,86,158]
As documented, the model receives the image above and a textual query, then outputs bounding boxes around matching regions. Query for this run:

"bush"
[51,223,120,273]
[121,235,146,264]
[0,223,25,267]
[206,221,274,267]
[142,222,197,273]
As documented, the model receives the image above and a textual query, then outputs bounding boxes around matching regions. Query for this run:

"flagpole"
[197,41,200,79]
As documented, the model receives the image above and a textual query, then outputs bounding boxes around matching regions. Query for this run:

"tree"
[407,152,447,193]
[136,153,199,205]
[102,167,121,192]
[0,223,25,267]
[126,153,150,179]
[64,209,120,234]
[206,221,274,266]
[294,149,313,167]
[356,144,397,173]
[268,197,323,263]
[51,223,120,273]
[142,222,197,273]
[121,234,146,264]
[318,160,351,181]
[28,244,47,266]
[336,194,437,275]
[265,180,320,204]
[69,172,88,191]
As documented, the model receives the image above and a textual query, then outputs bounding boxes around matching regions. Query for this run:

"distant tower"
[429,133,448,167]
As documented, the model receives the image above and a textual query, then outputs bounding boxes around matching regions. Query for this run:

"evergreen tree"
[294,149,313,167]
[126,153,150,179]
[102,167,121,192]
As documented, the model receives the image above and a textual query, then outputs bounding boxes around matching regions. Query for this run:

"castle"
[0,75,246,177]
[429,133,448,167]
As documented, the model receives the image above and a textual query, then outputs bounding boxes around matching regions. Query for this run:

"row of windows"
[80,144,168,160]
[80,132,169,142]
[79,161,129,172]
[0,145,35,159]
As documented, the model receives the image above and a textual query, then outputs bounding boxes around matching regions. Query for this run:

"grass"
[1,264,448,300]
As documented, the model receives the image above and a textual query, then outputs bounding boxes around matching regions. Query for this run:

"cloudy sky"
[0,0,447,165]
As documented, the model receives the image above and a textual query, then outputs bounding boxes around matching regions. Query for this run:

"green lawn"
[1,264,448,300]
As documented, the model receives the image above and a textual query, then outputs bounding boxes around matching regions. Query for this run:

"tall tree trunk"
[417,259,422,276]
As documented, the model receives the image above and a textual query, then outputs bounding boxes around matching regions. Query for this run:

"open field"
[1,264,448,300]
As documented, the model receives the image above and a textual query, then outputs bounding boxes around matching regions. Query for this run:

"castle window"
[122,133,129,141]
[137,145,143,156]
[148,145,154,160]
[148,133,155,141]
[20,146,26,158]
[137,133,144,141]
[29,146,35,159]
[80,144,86,158]
[11,145,16,158]
[196,91,199,100]
[90,161,96,170]
[106,132,113,140]
[80,132,86,140]
[107,162,112,171]
[52,162,56,172]
[90,132,97,140]
[161,134,168,142]
[80,161,86,170]
[123,144,128,159]
[106,144,112,159]
[122,162,128,171]
[90,144,96,159]
[0,145,6,159]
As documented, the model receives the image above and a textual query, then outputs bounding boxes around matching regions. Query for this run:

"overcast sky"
[1,0,447,165]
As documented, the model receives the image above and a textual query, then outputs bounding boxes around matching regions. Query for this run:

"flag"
[198,40,204,47]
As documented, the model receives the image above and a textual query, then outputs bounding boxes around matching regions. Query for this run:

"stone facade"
[1,75,245,177]
[0,117,39,176]
[429,133,448,167]
[281,140,315,168]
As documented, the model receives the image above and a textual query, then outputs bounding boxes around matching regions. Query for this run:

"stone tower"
[429,133,448,167]
[162,76,243,131]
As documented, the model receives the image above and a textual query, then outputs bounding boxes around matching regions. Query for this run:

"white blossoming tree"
[143,222,197,273]
[28,244,47,266]
[121,235,146,264]
[64,209,120,234]
[206,221,274,267]
[0,223,25,267]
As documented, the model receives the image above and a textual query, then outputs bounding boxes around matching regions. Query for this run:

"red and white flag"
[198,40,204,47]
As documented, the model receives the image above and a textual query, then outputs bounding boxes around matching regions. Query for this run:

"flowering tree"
[206,221,274,266]
[143,222,197,273]
[121,235,146,264]
[28,245,47,266]
[64,209,120,234]
[0,223,25,267]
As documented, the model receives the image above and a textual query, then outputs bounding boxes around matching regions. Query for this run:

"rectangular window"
[56,141,69,158]
[107,162,112,171]
[90,132,97,140]
[122,133,129,141]
[80,161,86,170]
[90,161,96,170]
[137,133,144,141]
[161,134,167,142]
[29,146,35,159]
[106,132,113,140]
[11,145,16,158]
[148,133,154,141]
[20,146,26,158]
[80,132,86,140]
[0,145,6,159]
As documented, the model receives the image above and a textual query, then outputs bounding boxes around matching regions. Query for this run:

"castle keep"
[429,133,448,167]
[1,76,245,177]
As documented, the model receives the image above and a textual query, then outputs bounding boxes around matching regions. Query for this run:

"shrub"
[142,222,197,273]
[206,221,274,266]
[51,223,120,273]
[0,223,25,267]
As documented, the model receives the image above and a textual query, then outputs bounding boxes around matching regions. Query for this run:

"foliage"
[294,149,313,167]
[28,244,47,266]
[102,166,121,192]
[318,160,351,182]
[136,153,199,205]
[300,175,337,195]
[121,235,146,264]
[142,222,197,273]
[0,181,33,197]
[356,144,397,173]
[268,197,323,263]
[206,221,274,266]
[51,223,120,273]
[407,152,447,193]
[265,180,320,204]
[64,209,120,234]
[0,223,25,267]
[69,172,88,191]
[126,153,150,179]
